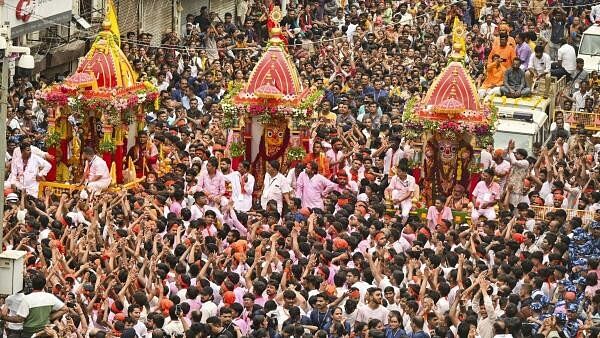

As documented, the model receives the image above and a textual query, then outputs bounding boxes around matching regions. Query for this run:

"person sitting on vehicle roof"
[501,58,531,98]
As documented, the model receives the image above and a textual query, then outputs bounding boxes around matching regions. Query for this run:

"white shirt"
[590,4,600,22]
[527,53,552,74]
[480,22,498,39]
[163,319,184,336]
[557,44,577,75]
[398,12,413,26]
[86,155,111,184]
[234,172,255,212]
[260,172,292,213]
[383,148,405,175]
[200,301,218,324]
[8,152,52,197]
[5,292,25,330]
[16,291,65,331]
[572,90,590,111]
[480,149,493,170]
[190,203,224,223]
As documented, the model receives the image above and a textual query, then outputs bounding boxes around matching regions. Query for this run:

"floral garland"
[229,142,246,157]
[220,85,323,129]
[45,130,61,147]
[99,138,116,153]
[299,89,324,110]
[438,121,462,140]
[41,86,159,127]
[287,146,307,161]
[401,98,498,145]
[222,84,243,128]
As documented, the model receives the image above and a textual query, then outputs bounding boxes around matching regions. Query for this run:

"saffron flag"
[106,0,121,47]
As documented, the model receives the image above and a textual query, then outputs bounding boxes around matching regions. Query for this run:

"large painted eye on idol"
[267,131,273,137]
[278,131,284,138]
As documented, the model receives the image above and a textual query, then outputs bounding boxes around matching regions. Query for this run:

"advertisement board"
[2,0,73,37]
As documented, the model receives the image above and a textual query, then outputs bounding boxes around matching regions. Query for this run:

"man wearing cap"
[564,303,583,337]
[592,221,600,256]
[7,142,52,198]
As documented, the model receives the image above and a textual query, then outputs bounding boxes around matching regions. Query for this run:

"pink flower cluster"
[42,92,68,106]
[248,105,278,116]
[438,121,462,132]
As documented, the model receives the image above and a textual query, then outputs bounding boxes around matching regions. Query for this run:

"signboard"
[3,0,73,37]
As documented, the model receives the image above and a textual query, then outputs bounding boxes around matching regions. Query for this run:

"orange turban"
[159,298,174,316]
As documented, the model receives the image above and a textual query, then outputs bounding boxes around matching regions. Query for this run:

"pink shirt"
[326,181,359,195]
[426,206,453,231]
[472,181,501,209]
[326,149,346,174]
[295,172,335,209]
[196,171,225,198]
[170,200,183,217]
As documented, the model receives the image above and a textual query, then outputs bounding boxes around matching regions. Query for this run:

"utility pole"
[0,5,35,253]
[0,1,10,253]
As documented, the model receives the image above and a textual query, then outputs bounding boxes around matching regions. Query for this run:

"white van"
[491,77,565,151]
[578,24,600,72]
[492,101,550,151]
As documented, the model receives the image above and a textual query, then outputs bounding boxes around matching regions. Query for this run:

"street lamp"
[0,27,35,253]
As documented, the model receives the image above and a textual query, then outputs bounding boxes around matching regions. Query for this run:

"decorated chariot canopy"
[222,6,323,129]
[404,19,498,203]
[402,23,497,145]
[37,0,158,188]
[40,15,159,125]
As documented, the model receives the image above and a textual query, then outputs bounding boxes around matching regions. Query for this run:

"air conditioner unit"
[0,250,26,295]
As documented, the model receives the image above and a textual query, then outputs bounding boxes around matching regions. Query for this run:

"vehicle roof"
[495,119,539,135]
[491,95,550,110]
[583,24,600,35]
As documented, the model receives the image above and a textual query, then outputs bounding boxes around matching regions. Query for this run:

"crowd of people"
[2,0,600,337]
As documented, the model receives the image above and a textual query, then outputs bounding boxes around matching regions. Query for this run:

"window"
[579,34,600,56]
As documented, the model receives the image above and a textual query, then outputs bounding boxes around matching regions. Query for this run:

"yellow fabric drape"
[106,0,121,47]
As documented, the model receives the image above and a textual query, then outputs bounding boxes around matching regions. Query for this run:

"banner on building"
[4,0,73,37]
